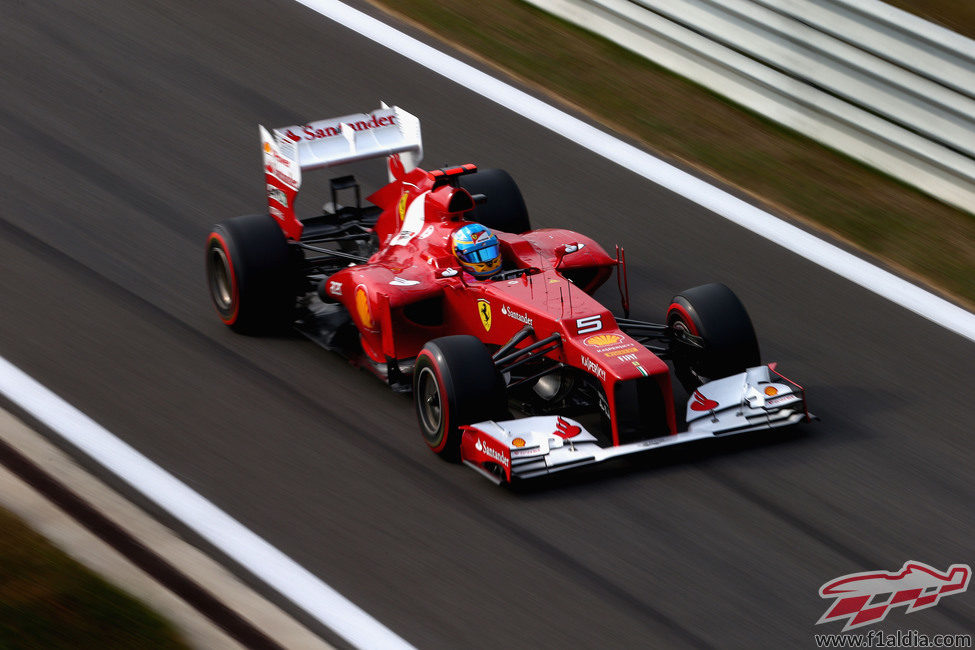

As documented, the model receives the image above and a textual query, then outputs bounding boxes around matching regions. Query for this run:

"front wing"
[459,365,810,483]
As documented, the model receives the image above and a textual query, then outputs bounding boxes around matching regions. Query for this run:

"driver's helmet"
[451,223,502,279]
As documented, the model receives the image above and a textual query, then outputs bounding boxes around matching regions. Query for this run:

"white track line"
[298,0,975,344]
[0,356,414,650]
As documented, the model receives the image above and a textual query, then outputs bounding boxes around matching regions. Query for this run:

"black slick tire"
[206,214,297,335]
[413,335,506,461]
[667,282,760,392]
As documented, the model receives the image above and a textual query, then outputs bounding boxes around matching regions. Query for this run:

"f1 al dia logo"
[817,561,970,631]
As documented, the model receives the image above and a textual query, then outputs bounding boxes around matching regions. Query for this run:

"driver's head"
[451,223,501,279]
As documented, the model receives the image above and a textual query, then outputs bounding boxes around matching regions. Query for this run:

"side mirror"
[555,242,584,268]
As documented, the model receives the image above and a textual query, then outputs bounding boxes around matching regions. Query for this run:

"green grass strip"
[0,507,188,649]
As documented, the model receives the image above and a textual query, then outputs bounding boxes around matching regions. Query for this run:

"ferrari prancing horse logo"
[478,299,491,332]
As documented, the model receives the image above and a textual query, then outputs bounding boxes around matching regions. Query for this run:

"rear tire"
[459,168,531,234]
[413,335,507,461]
[206,214,298,334]
[667,282,760,392]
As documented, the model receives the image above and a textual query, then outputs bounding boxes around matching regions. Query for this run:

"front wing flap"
[459,365,809,483]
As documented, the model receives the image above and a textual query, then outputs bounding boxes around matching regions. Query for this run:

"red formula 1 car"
[206,105,810,483]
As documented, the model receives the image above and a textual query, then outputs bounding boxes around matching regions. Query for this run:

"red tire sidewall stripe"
[208,232,240,325]
[419,351,451,453]
[667,302,699,336]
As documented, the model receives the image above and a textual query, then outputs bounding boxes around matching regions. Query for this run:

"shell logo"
[584,333,622,347]
[355,286,373,329]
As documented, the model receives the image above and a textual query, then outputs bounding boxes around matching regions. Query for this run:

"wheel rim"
[671,317,692,340]
[207,244,234,312]
[670,316,707,386]
[416,366,443,440]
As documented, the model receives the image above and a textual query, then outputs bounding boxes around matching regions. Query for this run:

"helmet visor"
[459,242,500,264]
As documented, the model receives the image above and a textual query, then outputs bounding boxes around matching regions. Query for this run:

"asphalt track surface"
[1,1,973,648]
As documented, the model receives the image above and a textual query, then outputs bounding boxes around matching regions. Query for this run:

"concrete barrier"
[524,0,975,214]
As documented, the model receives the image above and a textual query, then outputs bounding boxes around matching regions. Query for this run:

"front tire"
[667,282,760,392]
[206,214,298,334]
[413,335,506,460]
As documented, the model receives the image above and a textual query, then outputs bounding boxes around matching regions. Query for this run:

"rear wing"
[260,104,422,240]
[267,104,422,173]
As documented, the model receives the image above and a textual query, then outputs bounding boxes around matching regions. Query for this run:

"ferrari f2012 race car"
[206,105,810,483]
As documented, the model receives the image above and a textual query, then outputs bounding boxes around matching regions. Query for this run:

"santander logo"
[689,390,719,411]
[474,437,509,468]
[552,417,581,439]
[285,113,397,142]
